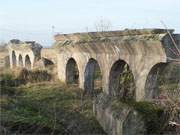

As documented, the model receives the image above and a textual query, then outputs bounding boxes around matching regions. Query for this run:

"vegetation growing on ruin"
[95,92,172,134]
[129,101,163,133]
[0,68,52,86]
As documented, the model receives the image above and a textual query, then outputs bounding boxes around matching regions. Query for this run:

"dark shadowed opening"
[66,58,79,85]
[25,55,31,69]
[109,60,135,100]
[84,58,102,95]
[12,51,16,67]
[19,54,23,67]
[43,58,54,67]
[145,63,167,100]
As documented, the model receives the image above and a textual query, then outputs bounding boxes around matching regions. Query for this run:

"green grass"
[0,82,106,135]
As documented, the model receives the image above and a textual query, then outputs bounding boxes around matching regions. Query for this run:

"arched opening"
[109,60,135,100]
[66,58,79,85]
[84,58,102,95]
[18,54,23,67]
[12,51,16,67]
[25,55,31,69]
[42,58,54,67]
[145,63,168,100]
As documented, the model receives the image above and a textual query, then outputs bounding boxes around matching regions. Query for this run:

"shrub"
[18,69,52,83]
[0,71,24,87]
[0,73,14,81]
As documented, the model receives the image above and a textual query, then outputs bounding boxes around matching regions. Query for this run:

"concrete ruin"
[7,29,180,135]
[54,29,179,101]
[7,39,42,69]
[53,29,180,134]
[41,48,57,66]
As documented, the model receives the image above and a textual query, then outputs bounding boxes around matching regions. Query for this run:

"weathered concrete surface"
[7,40,42,69]
[5,29,180,135]
[7,29,179,101]
[173,34,180,48]
[162,34,180,61]
[41,48,57,65]
[93,93,146,135]
[146,62,180,100]
[55,29,179,101]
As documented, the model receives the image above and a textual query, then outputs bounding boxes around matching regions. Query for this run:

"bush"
[0,71,24,87]
[0,73,14,81]
[18,69,52,83]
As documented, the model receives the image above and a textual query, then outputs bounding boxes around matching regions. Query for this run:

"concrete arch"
[25,55,31,69]
[109,59,136,100]
[145,62,168,100]
[42,58,54,67]
[84,58,103,95]
[66,58,79,85]
[12,50,17,67]
[18,54,23,67]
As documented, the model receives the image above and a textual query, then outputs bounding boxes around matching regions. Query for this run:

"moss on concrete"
[95,93,164,134]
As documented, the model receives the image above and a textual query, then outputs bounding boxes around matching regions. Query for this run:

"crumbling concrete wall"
[94,93,146,135]
[55,29,172,101]
[41,48,57,65]
[54,29,178,135]
[174,34,180,48]
[7,40,42,69]
[4,29,179,135]
[162,34,180,61]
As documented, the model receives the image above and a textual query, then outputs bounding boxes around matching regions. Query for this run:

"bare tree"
[94,17,112,32]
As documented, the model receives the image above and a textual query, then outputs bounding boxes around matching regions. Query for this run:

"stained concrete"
[7,29,180,135]
[93,93,146,135]
[55,29,180,101]
[7,40,42,69]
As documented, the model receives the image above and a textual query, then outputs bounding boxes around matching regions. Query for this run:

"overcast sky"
[0,0,180,46]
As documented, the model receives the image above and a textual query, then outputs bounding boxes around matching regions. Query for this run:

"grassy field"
[0,62,179,134]
[0,81,106,135]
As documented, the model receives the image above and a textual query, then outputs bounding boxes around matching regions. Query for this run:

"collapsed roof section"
[7,39,42,59]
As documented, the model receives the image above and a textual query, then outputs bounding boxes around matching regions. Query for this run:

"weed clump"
[0,82,106,134]
[18,68,52,83]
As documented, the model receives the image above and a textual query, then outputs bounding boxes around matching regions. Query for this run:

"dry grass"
[0,81,106,135]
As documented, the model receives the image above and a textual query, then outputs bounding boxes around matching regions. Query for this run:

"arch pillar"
[78,66,85,89]
[30,56,34,69]
[9,50,13,69]
[16,53,20,67]
[22,55,26,68]
[134,72,148,101]
[102,69,110,94]
[73,57,87,89]
[57,54,67,83]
